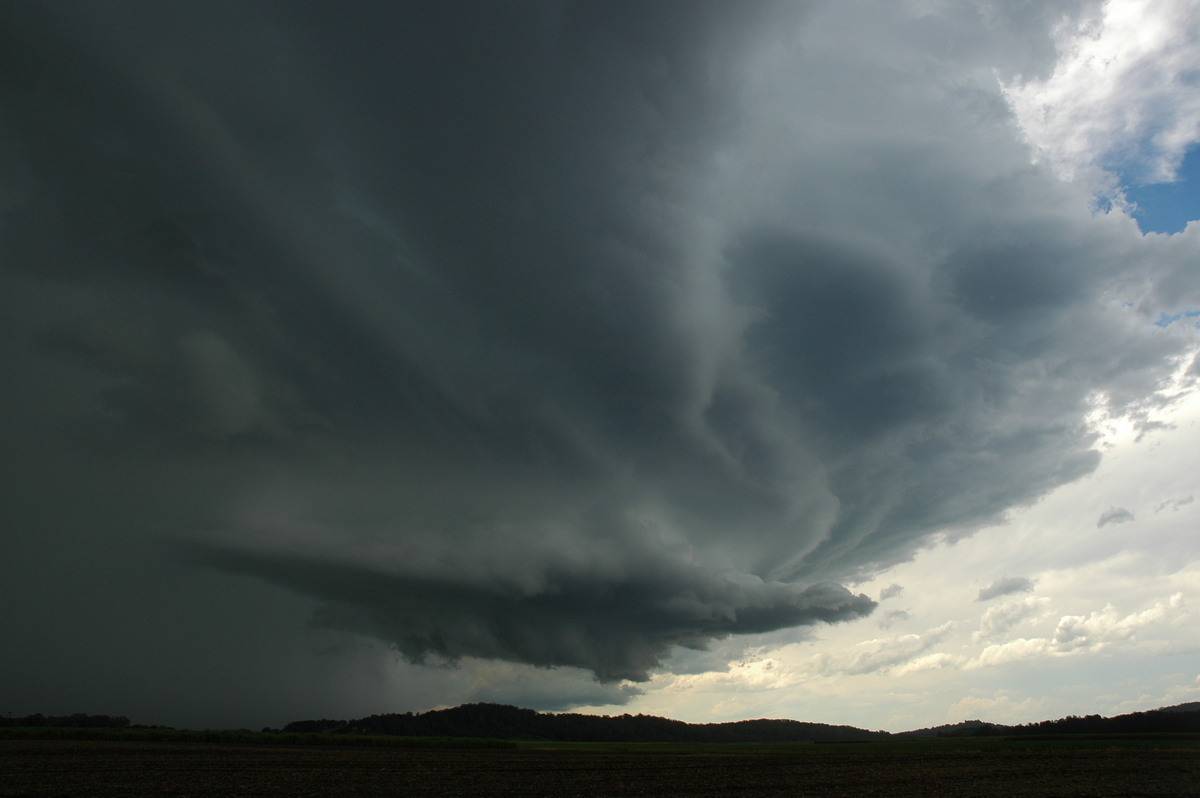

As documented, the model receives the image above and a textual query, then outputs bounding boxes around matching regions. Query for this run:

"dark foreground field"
[4,739,1200,797]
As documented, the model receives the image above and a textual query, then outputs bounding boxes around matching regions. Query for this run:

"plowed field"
[3,739,1198,796]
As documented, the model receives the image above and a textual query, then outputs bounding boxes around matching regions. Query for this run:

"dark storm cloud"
[978,577,1036,602]
[2,0,1198,724]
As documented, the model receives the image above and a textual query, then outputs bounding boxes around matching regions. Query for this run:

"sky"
[2,0,1199,732]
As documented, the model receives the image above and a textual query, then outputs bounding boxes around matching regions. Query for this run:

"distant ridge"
[280,701,1200,742]
[6,702,1197,740]
[282,703,888,743]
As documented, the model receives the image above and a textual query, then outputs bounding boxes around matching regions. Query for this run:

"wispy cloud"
[812,623,956,677]
[1155,494,1194,513]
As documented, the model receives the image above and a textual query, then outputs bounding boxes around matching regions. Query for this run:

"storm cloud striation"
[3,1,1199,725]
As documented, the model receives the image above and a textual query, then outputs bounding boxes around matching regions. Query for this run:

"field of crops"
[4,736,1200,796]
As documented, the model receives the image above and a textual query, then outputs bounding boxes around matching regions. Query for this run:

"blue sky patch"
[1155,308,1200,328]
[1123,144,1200,235]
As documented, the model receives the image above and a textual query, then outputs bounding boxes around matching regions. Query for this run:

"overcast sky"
[3,0,1199,731]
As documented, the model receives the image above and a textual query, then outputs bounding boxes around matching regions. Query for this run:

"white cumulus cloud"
[974,596,1050,642]
[1002,0,1200,184]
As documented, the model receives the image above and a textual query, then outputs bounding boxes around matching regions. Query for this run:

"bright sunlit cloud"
[1002,0,1200,184]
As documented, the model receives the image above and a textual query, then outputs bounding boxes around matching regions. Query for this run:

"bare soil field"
[3,739,1199,797]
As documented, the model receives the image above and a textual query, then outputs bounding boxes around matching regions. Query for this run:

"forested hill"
[898,705,1200,738]
[282,703,888,743]
[282,702,1200,742]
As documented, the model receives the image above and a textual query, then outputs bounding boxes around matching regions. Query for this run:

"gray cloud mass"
[978,577,1037,602]
[3,1,1199,726]
[1097,507,1136,527]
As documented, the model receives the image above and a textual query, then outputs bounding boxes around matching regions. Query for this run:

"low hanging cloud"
[2,1,1200,722]
[189,541,873,681]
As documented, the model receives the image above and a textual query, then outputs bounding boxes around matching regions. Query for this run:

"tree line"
[0,713,131,729]
[282,701,1200,742]
[926,706,1200,738]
